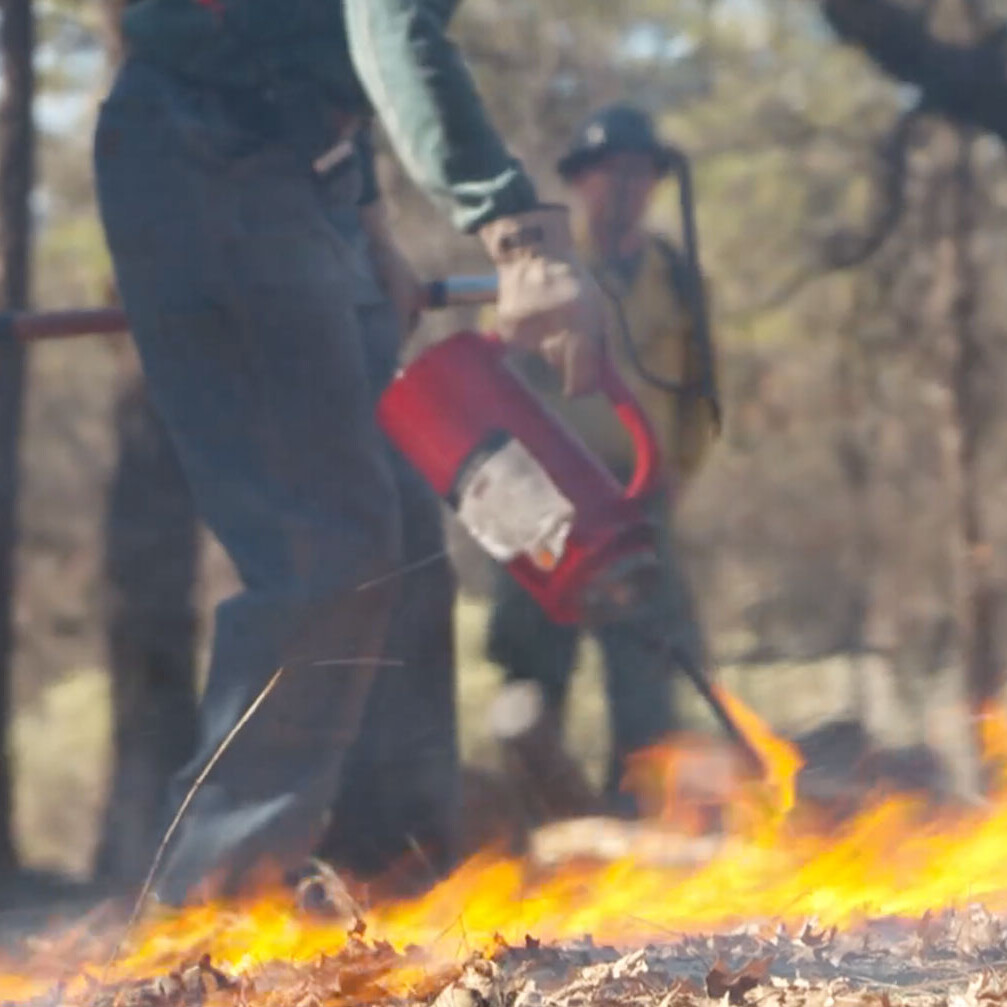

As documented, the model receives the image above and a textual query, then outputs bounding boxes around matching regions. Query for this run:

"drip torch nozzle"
[583,560,768,780]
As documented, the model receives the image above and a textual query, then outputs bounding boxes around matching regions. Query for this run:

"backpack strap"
[649,234,721,427]
[650,234,694,306]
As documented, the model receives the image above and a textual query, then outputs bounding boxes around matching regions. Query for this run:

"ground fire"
[2,697,1007,1007]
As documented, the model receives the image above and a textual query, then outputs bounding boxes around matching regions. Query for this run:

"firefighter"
[487,104,721,818]
[94,0,609,904]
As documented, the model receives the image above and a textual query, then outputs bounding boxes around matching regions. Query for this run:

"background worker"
[488,104,721,818]
[95,0,609,904]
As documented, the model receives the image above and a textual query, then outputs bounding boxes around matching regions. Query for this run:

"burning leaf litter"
[4,703,1007,1006]
[7,907,1007,1007]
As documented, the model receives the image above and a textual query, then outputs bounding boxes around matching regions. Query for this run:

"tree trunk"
[833,295,877,724]
[919,119,994,793]
[945,133,999,759]
[931,0,1000,785]
[0,0,36,877]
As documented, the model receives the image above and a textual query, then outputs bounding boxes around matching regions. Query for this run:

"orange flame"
[621,685,805,841]
[2,700,1007,1003]
[977,701,1007,793]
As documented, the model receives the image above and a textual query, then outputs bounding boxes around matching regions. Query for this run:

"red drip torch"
[377,284,762,773]
[378,330,663,625]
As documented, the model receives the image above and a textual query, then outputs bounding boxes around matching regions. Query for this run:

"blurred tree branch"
[727,104,921,321]
[821,0,1007,141]
[736,0,1007,321]
[817,105,920,269]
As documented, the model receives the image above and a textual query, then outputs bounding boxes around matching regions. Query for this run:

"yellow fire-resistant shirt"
[488,232,720,489]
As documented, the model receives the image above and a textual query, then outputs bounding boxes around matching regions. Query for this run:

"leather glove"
[480,205,606,396]
[360,202,424,338]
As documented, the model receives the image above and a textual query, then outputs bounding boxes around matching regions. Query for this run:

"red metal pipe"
[0,277,500,345]
[0,307,129,343]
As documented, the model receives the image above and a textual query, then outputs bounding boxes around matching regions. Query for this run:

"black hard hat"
[556,103,676,180]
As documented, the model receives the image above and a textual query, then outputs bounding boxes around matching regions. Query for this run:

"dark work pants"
[487,499,704,813]
[94,59,457,903]
[96,378,199,887]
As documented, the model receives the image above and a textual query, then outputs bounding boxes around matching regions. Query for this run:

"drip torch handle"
[476,332,664,503]
[597,357,664,502]
[422,275,498,309]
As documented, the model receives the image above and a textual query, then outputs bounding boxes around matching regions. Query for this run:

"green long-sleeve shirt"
[121,0,538,231]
